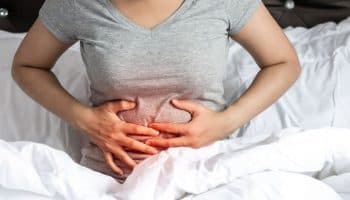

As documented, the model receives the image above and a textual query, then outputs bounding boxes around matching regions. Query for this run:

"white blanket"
[0,128,349,200]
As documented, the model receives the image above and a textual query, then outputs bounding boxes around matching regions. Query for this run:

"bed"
[0,0,350,199]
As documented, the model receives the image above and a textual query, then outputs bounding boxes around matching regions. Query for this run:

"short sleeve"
[226,0,261,35]
[38,0,78,43]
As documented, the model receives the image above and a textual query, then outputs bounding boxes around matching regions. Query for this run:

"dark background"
[0,0,350,32]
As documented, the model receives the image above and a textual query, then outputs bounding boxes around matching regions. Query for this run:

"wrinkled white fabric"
[0,128,350,200]
[225,16,350,138]
[183,171,342,200]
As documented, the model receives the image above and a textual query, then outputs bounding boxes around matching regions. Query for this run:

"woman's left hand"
[145,99,235,149]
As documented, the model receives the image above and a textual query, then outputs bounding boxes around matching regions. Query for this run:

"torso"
[72,0,262,180]
[77,0,232,126]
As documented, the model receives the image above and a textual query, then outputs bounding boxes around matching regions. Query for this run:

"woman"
[11,0,300,182]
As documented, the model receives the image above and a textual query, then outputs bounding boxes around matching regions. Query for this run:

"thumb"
[107,100,136,112]
[171,99,201,116]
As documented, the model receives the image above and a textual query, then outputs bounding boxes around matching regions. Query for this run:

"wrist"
[70,102,93,132]
[221,105,241,135]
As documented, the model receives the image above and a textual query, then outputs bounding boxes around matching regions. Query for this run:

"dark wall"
[264,0,350,28]
[0,0,350,32]
[0,0,45,32]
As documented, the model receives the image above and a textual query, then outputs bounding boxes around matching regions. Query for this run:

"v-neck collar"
[103,0,191,34]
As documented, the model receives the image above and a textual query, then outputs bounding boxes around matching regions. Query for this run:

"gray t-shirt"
[39,0,260,179]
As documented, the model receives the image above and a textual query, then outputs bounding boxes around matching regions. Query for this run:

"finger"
[127,132,178,142]
[146,137,190,148]
[107,100,136,112]
[112,159,134,170]
[103,151,124,175]
[148,122,187,136]
[106,144,137,168]
[119,136,159,154]
[128,135,155,142]
[90,135,137,168]
[124,146,167,152]
[92,132,157,156]
[126,151,153,160]
[123,123,159,136]
[113,158,144,167]
[171,99,202,115]
[159,132,178,139]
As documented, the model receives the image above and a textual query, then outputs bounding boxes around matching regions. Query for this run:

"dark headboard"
[0,0,45,32]
[263,0,350,27]
[0,0,350,32]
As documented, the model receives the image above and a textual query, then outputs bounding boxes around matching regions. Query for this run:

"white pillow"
[0,34,90,162]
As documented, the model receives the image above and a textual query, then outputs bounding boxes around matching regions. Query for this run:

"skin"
[12,0,300,176]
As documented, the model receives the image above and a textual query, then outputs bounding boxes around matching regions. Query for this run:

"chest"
[78,1,231,96]
[109,0,186,30]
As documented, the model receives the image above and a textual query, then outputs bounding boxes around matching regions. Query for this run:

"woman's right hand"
[75,100,160,175]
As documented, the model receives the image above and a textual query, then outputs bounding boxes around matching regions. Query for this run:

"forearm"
[223,60,300,133]
[11,65,89,128]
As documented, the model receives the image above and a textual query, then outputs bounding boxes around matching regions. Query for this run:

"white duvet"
[1,16,350,200]
[0,128,349,200]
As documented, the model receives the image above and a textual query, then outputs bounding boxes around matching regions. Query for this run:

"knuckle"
[108,133,118,140]
[110,122,121,132]
[133,126,144,133]
[112,134,122,142]
[125,139,136,148]
[102,130,112,138]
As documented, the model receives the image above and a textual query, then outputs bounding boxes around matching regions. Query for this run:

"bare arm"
[224,2,301,130]
[12,19,159,175]
[12,19,85,126]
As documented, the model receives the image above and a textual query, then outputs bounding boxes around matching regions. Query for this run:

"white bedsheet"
[0,128,349,200]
